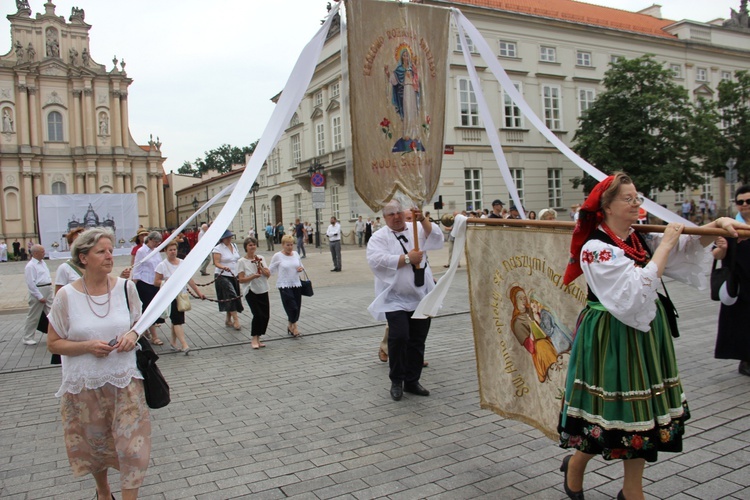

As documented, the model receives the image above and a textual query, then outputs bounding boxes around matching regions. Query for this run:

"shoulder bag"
[124,280,170,408]
[300,270,314,297]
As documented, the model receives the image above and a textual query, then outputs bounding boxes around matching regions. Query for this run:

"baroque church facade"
[0,1,166,242]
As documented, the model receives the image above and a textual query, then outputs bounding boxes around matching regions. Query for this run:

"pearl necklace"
[82,276,112,318]
[601,223,648,265]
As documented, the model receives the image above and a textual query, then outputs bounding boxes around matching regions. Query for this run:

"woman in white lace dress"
[47,228,149,500]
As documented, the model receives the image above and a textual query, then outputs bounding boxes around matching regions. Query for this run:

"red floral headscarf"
[563,175,614,285]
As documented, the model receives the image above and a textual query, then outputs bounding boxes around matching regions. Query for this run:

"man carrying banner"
[23,244,53,345]
[326,216,342,272]
[366,199,443,401]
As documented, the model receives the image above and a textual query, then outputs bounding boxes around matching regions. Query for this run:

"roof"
[447,0,678,38]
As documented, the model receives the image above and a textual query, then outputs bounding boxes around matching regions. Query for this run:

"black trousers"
[245,290,270,337]
[278,287,302,323]
[385,310,431,384]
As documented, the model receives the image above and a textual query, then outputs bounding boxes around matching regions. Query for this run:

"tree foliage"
[572,55,711,195]
[178,141,259,177]
[715,70,750,184]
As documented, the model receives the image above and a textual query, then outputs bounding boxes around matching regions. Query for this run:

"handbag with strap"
[300,270,314,297]
[711,259,731,301]
[123,280,170,408]
[176,291,191,312]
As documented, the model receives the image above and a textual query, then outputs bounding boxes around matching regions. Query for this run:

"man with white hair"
[366,200,444,401]
[23,244,53,345]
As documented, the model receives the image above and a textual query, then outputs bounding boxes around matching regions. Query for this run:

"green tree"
[716,70,750,184]
[177,160,199,177]
[186,141,260,176]
[572,55,707,195]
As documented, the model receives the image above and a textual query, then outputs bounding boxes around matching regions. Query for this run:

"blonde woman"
[269,234,304,337]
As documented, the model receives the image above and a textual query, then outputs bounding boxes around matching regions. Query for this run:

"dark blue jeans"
[385,310,431,384]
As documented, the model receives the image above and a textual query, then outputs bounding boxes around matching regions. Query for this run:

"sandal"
[151,339,164,346]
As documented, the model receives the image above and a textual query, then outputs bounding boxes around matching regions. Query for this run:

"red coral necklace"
[601,223,648,264]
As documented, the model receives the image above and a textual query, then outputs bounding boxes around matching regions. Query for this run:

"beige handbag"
[176,291,191,312]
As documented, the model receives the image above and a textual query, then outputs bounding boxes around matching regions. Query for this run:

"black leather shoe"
[390,382,403,401]
[404,382,430,396]
[739,361,750,376]
[560,455,584,500]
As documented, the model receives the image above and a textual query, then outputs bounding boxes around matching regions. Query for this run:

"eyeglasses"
[736,199,750,206]
[619,196,644,206]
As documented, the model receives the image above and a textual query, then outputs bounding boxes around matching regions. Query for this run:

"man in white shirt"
[366,200,443,401]
[198,223,211,275]
[23,245,53,345]
[0,240,7,262]
[354,216,366,247]
[326,216,342,272]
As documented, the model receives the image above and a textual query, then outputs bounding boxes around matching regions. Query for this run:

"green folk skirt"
[558,301,689,462]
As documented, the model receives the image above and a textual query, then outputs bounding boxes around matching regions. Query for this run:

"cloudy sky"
[1,0,742,171]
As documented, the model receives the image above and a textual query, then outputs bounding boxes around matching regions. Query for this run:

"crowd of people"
[11,179,750,499]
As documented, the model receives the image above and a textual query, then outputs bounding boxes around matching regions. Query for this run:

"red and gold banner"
[346,0,449,211]
[466,224,586,440]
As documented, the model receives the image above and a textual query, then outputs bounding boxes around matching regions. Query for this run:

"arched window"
[51,181,66,194]
[47,111,63,141]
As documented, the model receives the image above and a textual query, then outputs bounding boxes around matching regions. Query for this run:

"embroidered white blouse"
[48,278,143,397]
[366,221,444,321]
[581,228,707,332]
[132,245,161,284]
[238,256,270,295]
[269,252,303,289]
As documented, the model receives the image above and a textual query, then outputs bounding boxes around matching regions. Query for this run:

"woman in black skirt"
[212,229,244,330]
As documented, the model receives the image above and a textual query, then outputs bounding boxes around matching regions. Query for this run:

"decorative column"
[72,90,82,148]
[75,172,86,193]
[32,172,42,197]
[120,92,130,147]
[27,87,39,147]
[83,86,94,147]
[156,173,165,227]
[111,90,122,148]
[114,161,125,193]
[123,162,132,193]
[16,83,29,145]
[21,172,34,234]
[148,171,159,227]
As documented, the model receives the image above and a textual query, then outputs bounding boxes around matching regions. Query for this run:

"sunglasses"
[736,199,750,205]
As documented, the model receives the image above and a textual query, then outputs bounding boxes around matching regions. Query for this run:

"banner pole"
[411,208,421,270]
[467,218,750,238]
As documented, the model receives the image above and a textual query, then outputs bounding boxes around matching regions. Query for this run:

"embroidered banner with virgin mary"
[346,0,449,210]
[465,223,587,439]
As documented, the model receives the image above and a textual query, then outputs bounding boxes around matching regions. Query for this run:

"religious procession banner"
[346,0,449,211]
[465,224,587,440]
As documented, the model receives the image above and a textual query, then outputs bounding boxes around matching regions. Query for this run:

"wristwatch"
[404,255,411,265]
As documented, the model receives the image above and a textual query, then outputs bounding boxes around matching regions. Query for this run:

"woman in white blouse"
[48,228,148,500]
[154,241,205,354]
[269,234,304,337]
[212,229,244,330]
[238,237,272,349]
[558,173,748,500]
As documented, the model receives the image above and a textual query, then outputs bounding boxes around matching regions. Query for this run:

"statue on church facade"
[2,108,14,133]
[27,43,35,62]
[14,41,24,63]
[81,47,90,66]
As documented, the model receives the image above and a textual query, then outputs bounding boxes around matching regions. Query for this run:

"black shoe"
[390,382,403,401]
[331,268,337,272]
[739,361,750,376]
[200,272,209,276]
[403,382,430,396]
[560,455,584,500]
[617,490,625,500]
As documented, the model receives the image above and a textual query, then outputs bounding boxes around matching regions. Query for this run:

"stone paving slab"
[0,247,749,499]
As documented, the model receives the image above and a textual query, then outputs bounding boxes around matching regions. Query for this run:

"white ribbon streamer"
[131,2,341,334]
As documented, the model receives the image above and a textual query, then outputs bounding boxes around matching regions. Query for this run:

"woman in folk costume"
[557,173,748,500]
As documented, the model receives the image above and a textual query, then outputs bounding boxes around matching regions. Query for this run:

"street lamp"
[307,159,324,248]
[251,182,259,235]
[192,197,199,229]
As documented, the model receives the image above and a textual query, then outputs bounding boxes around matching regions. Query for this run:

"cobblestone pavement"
[0,244,748,499]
